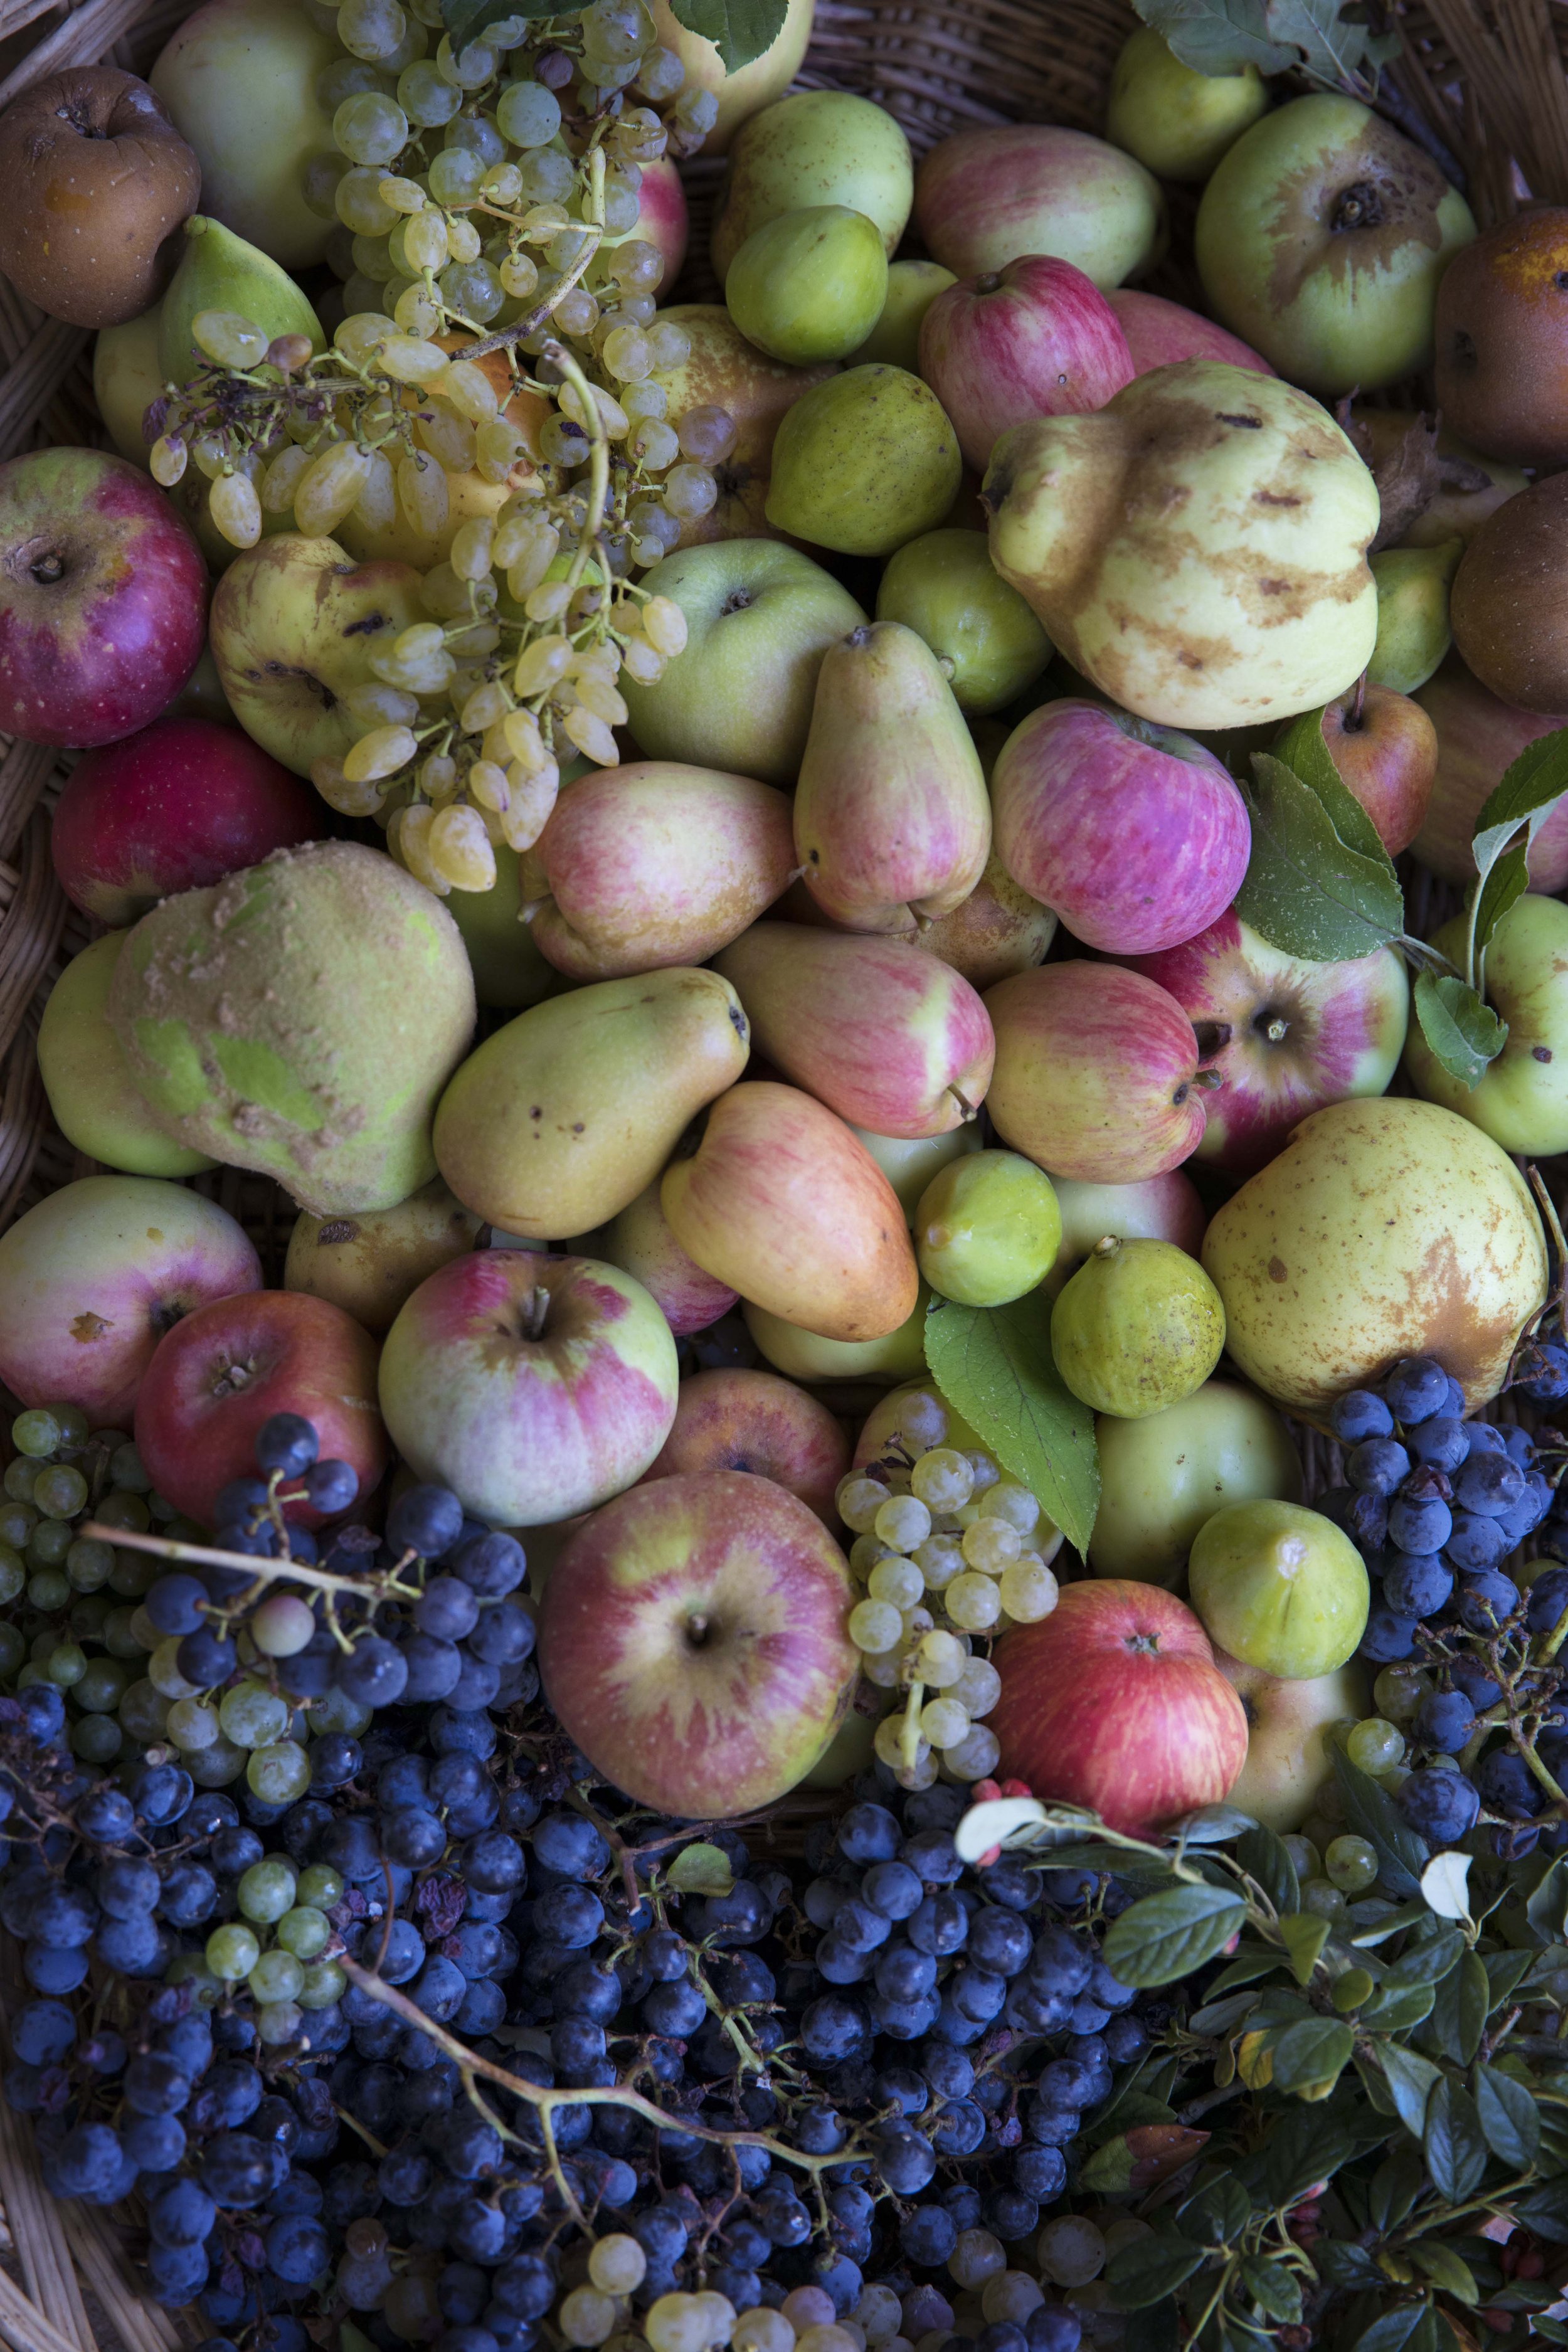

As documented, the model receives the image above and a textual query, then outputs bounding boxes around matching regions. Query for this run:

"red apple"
[1125,909,1410,1179]
[134,1289,388,1527]
[637,155,689,292]
[0,1175,261,1429]
[597,1181,739,1338]
[993,698,1249,954]
[640,1368,850,1524]
[984,962,1209,1184]
[917,257,1135,474]
[0,447,205,747]
[914,124,1165,290]
[51,714,324,924]
[1108,289,1273,379]
[1313,682,1437,857]
[990,1578,1249,1834]
[1412,654,1568,888]
[538,1468,859,1817]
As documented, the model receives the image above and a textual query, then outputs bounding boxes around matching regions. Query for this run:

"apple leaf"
[923,1295,1098,1556]
[1130,0,1399,90]
[442,0,585,53]
[1235,750,1405,963]
[1468,724,1568,955]
[1412,971,1508,1090]
[665,0,790,69]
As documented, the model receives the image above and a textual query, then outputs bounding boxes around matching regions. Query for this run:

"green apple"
[1189,1498,1369,1678]
[1089,1378,1303,1587]
[1367,539,1462,694]
[854,1123,980,1221]
[711,89,914,280]
[876,529,1051,714]
[766,364,962,557]
[743,1289,929,1382]
[38,935,214,1178]
[446,849,558,1010]
[724,206,888,364]
[618,538,864,785]
[1052,1236,1225,1419]
[1214,1650,1369,1833]
[92,305,162,469]
[1105,28,1269,183]
[914,1150,1061,1307]
[1405,892,1568,1155]
[849,258,956,371]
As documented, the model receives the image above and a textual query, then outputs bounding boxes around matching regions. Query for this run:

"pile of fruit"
[0,0,1567,2340]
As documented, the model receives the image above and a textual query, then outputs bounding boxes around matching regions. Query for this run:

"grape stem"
[455,148,608,368]
[77,1519,418,1603]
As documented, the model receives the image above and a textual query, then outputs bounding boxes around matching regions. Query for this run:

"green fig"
[877,528,1051,714]
[724,205,888,364]
[1367,538,1463,694]
[158,215,324,383]
[766,365,961,556]
[915,1150,1061,1308]
[1051,1234,1225,1419]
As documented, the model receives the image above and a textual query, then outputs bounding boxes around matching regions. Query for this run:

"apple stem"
[519,1286,551,1342]
[1347,671,1367,730]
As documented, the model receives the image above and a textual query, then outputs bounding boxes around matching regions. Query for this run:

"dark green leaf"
[1369,2150,1427,2232]
[1349,2300,1431,2352]
[1105,2236,1207,2311]
[1238,2258,1302,2323]
[1271,2018,1354,2099]
[1102,1884,1248,1988]
[1279,1911,1330,1985]
[1315,2240,1385,2291]
[1412,972,1508,1089]
[1527,1855,1568,1946]
[1407,2244,1480,2304]
[1475,2064,1541,2171]
[1236,752,1405,962]
[1533,2321,1568,2345]
[1359,1981,1436,2031]
[1188,1990,1261,2037]
[1486,1947,1539,2006]
[1180,2176,1252,2245]
[1207,1948,1287,1996]
[1333,1751,1429,1899]
[1237,1825,1300,1917]
[1428,1950,1489,2067]
[1122,2302,1180,2352]
[1471,837,1530,962]
[1472,725,1568,876]
[1262,2102,1360,2206]
[664,0,788,68]
[1273,705,1396,863]
[1380,2042,1442,2143]
[924,1298,1098,1555]
[1385,1930,1466,1991]
[1426,2077,1489,2203]
[442,0,584,50]
[1512,2183,1568,2243]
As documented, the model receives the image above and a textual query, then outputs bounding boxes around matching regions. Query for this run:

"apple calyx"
[1330,181,1385,235]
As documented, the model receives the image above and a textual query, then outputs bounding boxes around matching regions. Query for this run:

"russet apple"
[916,257,1135,474]
[1450,472,1568,711]
[1107,288,1272,378]
[1404,893,1568,1157]
[1434,206,1568,467]
[538,1469,859,1818]
[283,1179,484,1337]
[38,934,214,1179]
[914,124,1165,290]
[1216,1650,1369,1834]
[647,306,838,546]
[596,1182,739,1338]
[1412,655,1568,887]
[640,1368,850,1524]
[379,1251,679,1527]
[1045,1171,1207,1303]
[985,963,1209,1184]
[1089,1379,1303,1587]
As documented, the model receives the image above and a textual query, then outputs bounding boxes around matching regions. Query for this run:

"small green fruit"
[915,1150,1061,1308]
[1051,1235,1225,1419]
[1105,28,1269,183]
[877,528,1051,714]
[766,364,961,556]
[38,934,214,1178]
[849,258,956,370]
[1367,539,1463,694]
[1189,1498,1370,1678]
[158,215,324,382]
[725,205,888,364]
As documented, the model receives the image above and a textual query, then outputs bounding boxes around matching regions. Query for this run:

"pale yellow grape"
[981,2276,1044,2326]
[981,1480,1041,1534]
[962,1517,1021,1573]
[460,679,509,733]
[693,2294,736,2346]
[910,1448,973,1512]
[848,1599,902,1656]
[311,759,384,817]
[733,2314,793,2352]
[468,760,510,813]
[249,1599,315,1660]
[379,333,450,383]
[398,449,449,538]
[874,1495,931,1554]
[149,1638,197,1700]
[619,632,665,683]
[393,804,450,895]
[999,1557,1058,1622]
[262,445,311,512]
[395,285,442,336]
[560,2291,618,2346]
[797,2331,857,2352]
[965,1450,1002,1492]
[295,442,371,536]
[874,1713,926,1771]
[919,1697,970,1750]
[859,1650,902,1688]
[498,519,559,593]
[257,2001,304,2047]
[151,436,187,486]
[916,1628,966,1686]
[516,634,572,694]
[378,174,426,211]
[953,1655,1000,1717]
[897,1747,938,1791]
[854,2289,903,2343]
[476,419,529,482]
[355,448,398,531]
[948,2233,1006,2291]
[913,1534,965,1592]
[645,2296,711,2352]
[166,1697,222,1751]
[642,593,688,656]
[248,1740,312,1801]
[418,406,477,474]
[190,432,226,480]
[836,1475,888,1535]
[334,312,393,363]
[210,471,263,548]
[1037,2218,1106,2287]
[430,803,497,889]
[250,1950,305,2004]
[193,309,270,367]
[946,1722,1001,1781]
[344,724,418,784]
[946,1572,1002,1633]
[867,1557,923,1611]
[221,1682,290,1747]
[901,1604,935,1643]
[501,766,558,849]
[589,2238,647,2295]
[576,674,630,728]
[563,706,620,765]
[524,580,573,623]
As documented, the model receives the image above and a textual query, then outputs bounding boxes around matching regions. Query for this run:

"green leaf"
[1207,1947,1288,1996]
[1527,1854,1568,1946]
[1237,1825,1300,1917]
[1385,1929,1466,1989]
[1236,752,1406,963]
[1189,1990,1262,2037]
[1123,2302,1180,2352]
[1486,1947,1538,2006]
[1279,1911,1331,1985]
[1475,2064,1541,2171]
[441,0,584,52]
[1407,2245,1480,2306]
[1262,2102,1360,2206]
[1426,2077,1489,2203]
[1428,1949,1489,2067]
[1315,2238,1385,2291]
[1105,2236,1207,2311]
[1238,2257,1303,2324]
[1412,972,1508,1089]
[1131,0,1398,85]
[1333,1750,1429,1899]
[1509,2183,1568,2243]
[1421,1851,1476,1923]
[1369,2149,1427,2232]
[1101,1884,1248,1989]
[1471,837,1530,964]
[1272,2018,1354,2099]
[1472,725,1568,879]
[1350,2304,1434,2352]
[1380,2042,1442,2142]
[924,1296,1098,1555]
[1360,1981,1436,2031]
[1272,704,1394,862]
[1180,2176,1253,2244]
[664,0,789,68]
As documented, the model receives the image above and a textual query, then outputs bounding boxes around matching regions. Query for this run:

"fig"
[1051,1235,1225,1419]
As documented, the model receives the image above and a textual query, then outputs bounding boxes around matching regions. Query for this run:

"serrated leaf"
[1272,2017,1354,2099]
[1333,1750,1430,1899]
[924,1296,1098,1555]
[442,0,583,50]
[1236,752,1405,962]
[1527,1854,1568,1946]
[1421,1851,1475,1922]
[1407,2245,1480,2305]
[1279,1911,1331,1984]
[1412,971,1508,1089]
[1426,2077,1489,2203]
[1475,2064,1541,2171]
[1273,704,1394,864]
[664,0,788,68]
[1380,2041,1442,2141]
[1106,2236,1207,2311]
[1102,1884,1248,1988]
[1472,726,1568,874]
[1237,1825,1300,1916]
[1238,2257,1303,2323]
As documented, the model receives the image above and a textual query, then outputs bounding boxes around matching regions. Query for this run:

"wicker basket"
[0,0,1564,2343]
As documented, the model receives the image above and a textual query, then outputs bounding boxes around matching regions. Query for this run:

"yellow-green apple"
[537,1468,859,1816]
[875,530,1051,716]
[519,763,793,980]
[914,1149,1061,1308]
[596,1180,739,1337]
[283,1179,483,1337]
[0,1175,260,1427]
[1367,538,1460,695]
[51,714,322,923]
[850,258,956,371]
[724,206,888,366]
[640,1367,850,1523]
[647,306,838,546]
[1216,1651,1369,1833]
[135,1289,386,1529]
[1107,288,1272,378]
[1105,27,1269,181]
[1195,96,1475,396]
[993,698,1249,954]
[379,1251,679,1525]
[1277,683,1438,856]
[1189,1498,1369,1678]
[662,1081,919,1342]
[1126,910,1409,1179]
[0,448,206,748]
[711,91,913,280]
[916,258,1135,474]
[618,538,864,786]
[209,532,426,775]
[714,924,993,1138]
[852,1124,980,1221]
[744,1291,930,1384]
[1405,893,1568,1155]
[914,124,1165,289]
[1200,1096,1549,1416]
[914,850,1058,990]
[635,156,689,289]
[985,963,1209,1184]
[1412,655,1568,888]
[92,303,163,467]
[649,0,815,154]
[983,363,1380,731]
[1044,1170,1207,1302]
[150,0,339,269]
[38,934,213,1178]
[1089,1378,1303,1586]
[990,1579,1248,1834]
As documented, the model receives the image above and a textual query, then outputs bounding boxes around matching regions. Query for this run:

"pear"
[433,967,750,1239]
[158,215,324,382]
[1367,538,1462,695]
[794,621,991,932]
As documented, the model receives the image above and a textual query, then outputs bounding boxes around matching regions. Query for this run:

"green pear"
[93,304,163,468]
[1367,538,1463,694]
[849,259,956,371]
[433,967,750,1238]
[158,215,324,383]
[711,90,913,280]
[876,529,1051,714]
[38,933,213,1177]
[767,365,961,556]
[724,206,888,364]
[1106,28,1269,183]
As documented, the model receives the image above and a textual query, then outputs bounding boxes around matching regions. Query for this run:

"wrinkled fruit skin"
[1434,206,1568,467]
[1051,1237,1226,1420]
[985,962,1208,1184]
[1188,1498,1370,1680]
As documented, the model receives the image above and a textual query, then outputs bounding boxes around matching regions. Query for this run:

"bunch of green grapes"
[173,1856,349,2047]
[834,1389,1064,1793]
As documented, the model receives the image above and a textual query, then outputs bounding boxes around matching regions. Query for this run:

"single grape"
[238,1857,299,1923]
[1346,1717,1405,1773]
[1324,1835,1379,1894]
[206,1923,262,1979]
[11,1409,61,1458]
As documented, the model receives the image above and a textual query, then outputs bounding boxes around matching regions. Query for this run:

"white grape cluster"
[836,1390,1063,1794]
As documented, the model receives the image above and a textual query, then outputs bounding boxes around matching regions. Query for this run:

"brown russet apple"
[1434,206,1568,467]
[0,68,199,327]
[1315,681,1438,856]
[1450,471,1568,711]
[1412,655,1568,887]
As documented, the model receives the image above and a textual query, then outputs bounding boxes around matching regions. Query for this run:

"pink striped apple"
[636,155,689,289]
[538,1468,859,1818]
[714,923,994,1138]
[596,1180,739,1338]
[378,1251,679,1525]
[993,698,1249,954]
[914,124,1165,290]
[1125,909,1409,1178]
[984,962,1209,1183]
[918,256,1135,473]
[640,1367,850,1525]
[1108,288,1273,378]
